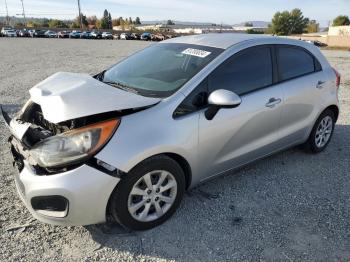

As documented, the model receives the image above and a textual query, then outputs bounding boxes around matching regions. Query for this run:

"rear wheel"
[303,109,335,153]
[109,155,185,230]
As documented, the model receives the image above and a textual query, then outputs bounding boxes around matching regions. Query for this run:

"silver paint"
[8,34,339,226]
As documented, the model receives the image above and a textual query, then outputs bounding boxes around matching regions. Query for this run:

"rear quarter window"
[277,45,321,82]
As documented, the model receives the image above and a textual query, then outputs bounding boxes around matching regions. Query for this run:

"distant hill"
[142,20,221,26]
[234,21,270,28]
[142,20,270,28]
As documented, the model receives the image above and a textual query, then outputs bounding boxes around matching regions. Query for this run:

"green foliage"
[48,19,68,28]
[100,9,112,29]
[135,17,141,25]
[244,22,253,27]
[307,20,319,33]
[41,18,50,27]
[167,20,175,25]
[87,16,98,27]
[271,8,309,35]
[246,28,264,34]
[73,13,88,28]
[332,15,350,26]
[27,21,40,28]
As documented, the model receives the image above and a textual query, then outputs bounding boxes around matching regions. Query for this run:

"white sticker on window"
[182,48,211,58]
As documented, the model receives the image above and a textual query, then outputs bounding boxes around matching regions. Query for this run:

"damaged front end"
[1,100,148,175]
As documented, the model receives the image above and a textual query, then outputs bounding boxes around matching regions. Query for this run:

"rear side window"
[209,46,273,96]
[277,46,320,81]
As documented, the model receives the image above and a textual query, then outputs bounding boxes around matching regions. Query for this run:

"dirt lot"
[0,38,349,261]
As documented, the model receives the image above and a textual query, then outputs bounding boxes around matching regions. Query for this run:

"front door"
[197,45,284,182]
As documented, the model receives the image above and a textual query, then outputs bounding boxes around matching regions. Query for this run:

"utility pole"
[20,0,26,27]
[77,0,83,29]
[4,0,9,26]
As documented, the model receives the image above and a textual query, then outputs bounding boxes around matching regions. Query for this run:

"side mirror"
[205,89,241,120]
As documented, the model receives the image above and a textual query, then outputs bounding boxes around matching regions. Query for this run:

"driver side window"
[208,46,273,96]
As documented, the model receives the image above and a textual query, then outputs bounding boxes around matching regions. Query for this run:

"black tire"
[303,109,335,153]
[109,155,186,231]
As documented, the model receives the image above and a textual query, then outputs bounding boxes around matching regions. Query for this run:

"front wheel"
[303,109,335,153]
[109,155,185,230]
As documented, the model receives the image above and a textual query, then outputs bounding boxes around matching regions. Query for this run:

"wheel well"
[163,153,192,190]
[325,105,339,122]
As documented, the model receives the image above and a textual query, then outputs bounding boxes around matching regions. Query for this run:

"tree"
[100,9,112,29]
[95,19,101,29]
[332,15,350,26]
[41,18,50,27]
[135,17,141,25]
[289,9,309,34]
[112,18,120,26]
[167,20,175,25]
[307,20,319,33]
[27,21,39,28]
[73,13,88,28]
[87,16,98,27]
[48,19,68,28]
[244,22,253,27]
[271,8,309,35]
[108,13,112,29]
[246,28,264,34]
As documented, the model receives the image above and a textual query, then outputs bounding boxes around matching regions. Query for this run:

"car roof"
[162,33,275,49]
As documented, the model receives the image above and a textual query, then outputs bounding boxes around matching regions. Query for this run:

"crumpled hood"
[29,72,160,123]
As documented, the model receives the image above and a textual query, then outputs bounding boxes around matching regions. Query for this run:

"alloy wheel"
[127,170,177,222]
[315,116,333,148]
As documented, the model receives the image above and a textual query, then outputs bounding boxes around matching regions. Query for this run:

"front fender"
[95,102,199,176]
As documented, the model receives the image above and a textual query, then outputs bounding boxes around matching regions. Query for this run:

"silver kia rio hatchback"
[2,34,341,230]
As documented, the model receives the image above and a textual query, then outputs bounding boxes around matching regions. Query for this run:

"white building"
[328,26,350,36]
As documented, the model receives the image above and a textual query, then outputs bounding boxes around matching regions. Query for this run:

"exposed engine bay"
[1,100,153,175]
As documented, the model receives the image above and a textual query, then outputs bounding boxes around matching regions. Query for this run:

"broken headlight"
[30,119,120,168]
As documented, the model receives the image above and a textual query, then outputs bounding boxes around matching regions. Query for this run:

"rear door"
[275,45,326,145]
[197,45,284,182]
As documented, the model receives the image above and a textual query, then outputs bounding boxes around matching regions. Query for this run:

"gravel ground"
[0,38,349,262]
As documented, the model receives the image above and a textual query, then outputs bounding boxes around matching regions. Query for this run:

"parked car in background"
[4,29,17,37]
[18,29,30,37]
[102,32,113,39]
[313,40,328,47]
[131,33,141,40]
[57,31,70,38]
[31,30,46,38]
[113,33,120,40]
[69,31,82,39]
[45,30,57,38]
[1,27,13,36]
[152,33,166,41]
[120,32,132,40]
[80,31,92,39]
[141,32,152,41]
[91,31,102,39]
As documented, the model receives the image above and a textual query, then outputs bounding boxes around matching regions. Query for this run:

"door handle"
[265,98,281,108]
[316,81,326,89]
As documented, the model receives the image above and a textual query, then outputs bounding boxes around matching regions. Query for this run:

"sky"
[2,0,350,26]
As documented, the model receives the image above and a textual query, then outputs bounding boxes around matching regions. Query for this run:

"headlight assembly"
[30,119,120,168]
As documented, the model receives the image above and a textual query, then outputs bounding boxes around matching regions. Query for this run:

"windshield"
[102,43,223,97]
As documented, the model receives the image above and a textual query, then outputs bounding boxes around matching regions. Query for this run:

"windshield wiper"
[103,81,140,95]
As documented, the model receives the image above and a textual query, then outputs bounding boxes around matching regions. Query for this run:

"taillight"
[333,68,341,88]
